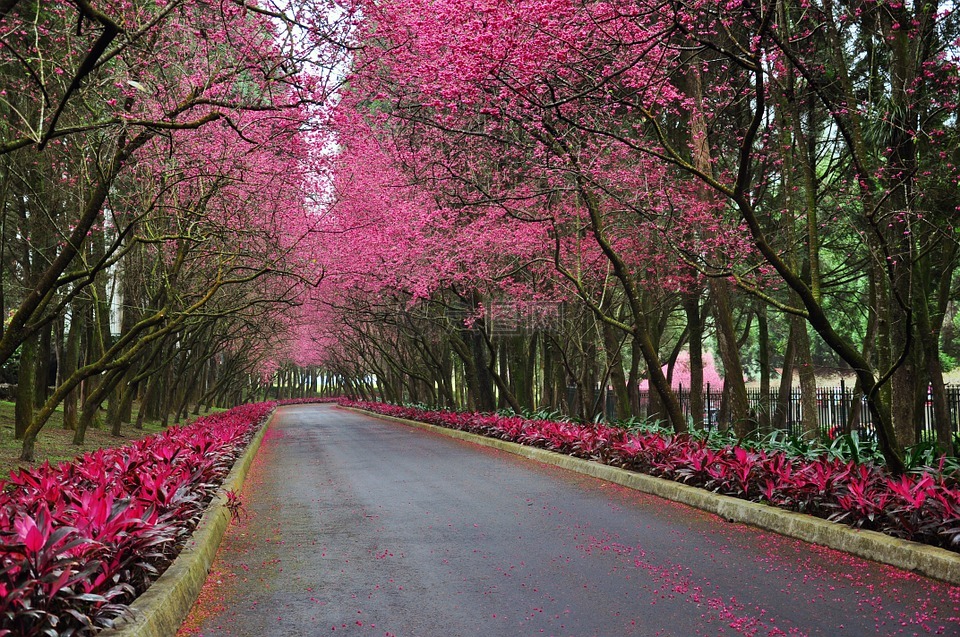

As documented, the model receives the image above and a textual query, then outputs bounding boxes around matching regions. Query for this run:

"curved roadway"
[179,404,960,636]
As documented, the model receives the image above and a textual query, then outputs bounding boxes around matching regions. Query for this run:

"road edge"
[99,408,275,637]
[341,406,960,585]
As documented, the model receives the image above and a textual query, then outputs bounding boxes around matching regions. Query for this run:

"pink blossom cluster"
[0,402,275,636]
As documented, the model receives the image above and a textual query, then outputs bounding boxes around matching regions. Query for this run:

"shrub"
[0,402,274,636]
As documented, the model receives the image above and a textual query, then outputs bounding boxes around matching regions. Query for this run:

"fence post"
[678,382,684,425]
[706,382,712,431]
[839,378,847,433]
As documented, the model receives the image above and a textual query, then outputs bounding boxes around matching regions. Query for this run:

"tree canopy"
[2,0,958,471]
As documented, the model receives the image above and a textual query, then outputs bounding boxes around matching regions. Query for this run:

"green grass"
[0,400,168,479]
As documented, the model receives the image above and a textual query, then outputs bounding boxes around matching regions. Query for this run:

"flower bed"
[342,400,960,553]
[0,401,275,636]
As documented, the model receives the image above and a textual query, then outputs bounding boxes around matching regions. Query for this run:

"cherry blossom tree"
[310,0,959,470]
[2,0,341,460]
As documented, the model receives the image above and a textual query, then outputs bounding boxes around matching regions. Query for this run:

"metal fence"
[633,384,960,440]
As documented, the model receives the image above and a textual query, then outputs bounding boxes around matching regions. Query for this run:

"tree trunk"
[710,281,751,436]
[14,332,38,439]
[626,336,641,418]
[684,290,705,430]
[469,326,496,412]
[541,335,555,411]
[33,322,52,409]
[773,323,796,432]
[916,259,954,454]
[794,315,820,440]
[61,304,83,431]
[602,322,631,421]
[757,301,771,433]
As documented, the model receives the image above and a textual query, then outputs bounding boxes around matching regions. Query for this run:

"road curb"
[100,409,275,637]
[342,406,960,585]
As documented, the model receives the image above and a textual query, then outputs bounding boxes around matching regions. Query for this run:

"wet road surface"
[179,404,960,636]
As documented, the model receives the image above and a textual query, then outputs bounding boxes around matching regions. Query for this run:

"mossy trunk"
[14,332,38,439]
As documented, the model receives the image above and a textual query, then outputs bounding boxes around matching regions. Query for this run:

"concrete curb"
[100,410,275,637]
[342,406,960,585]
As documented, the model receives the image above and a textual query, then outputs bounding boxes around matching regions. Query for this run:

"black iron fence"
[633,384,960,440]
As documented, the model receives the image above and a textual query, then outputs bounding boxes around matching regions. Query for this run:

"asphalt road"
[179,404,960,637]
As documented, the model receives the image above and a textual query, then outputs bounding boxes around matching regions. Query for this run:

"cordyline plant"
[0,402,274,636]
[342,401,960,552]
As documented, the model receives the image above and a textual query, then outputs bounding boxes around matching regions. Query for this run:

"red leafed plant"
[0,402,275,636]
[343,401,960,552]
[224,489,244,522]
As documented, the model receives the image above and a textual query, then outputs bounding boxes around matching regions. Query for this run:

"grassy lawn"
[0,401,169,478]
